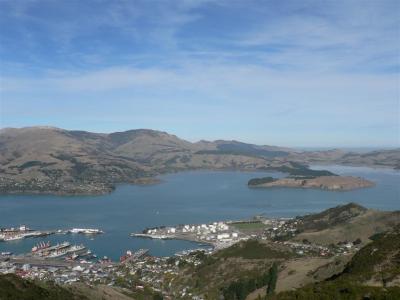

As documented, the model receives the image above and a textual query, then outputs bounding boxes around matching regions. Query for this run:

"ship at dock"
[32,241,51,253]
[32,241,70,257]
[68,228,103,234]
[37,243,86,259]
[0,225,54,242]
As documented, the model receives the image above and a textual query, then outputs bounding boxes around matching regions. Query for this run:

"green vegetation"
[296,203,367,232]
[248,166,336,187]
[266,263,278,295]
[222,266,274,300]
[272,225,400,299]
[168,239,292,299]
[273,279,400,300]
[248,177,276,186]
[274,165,336,178]
[286,166,336,177]
[16,160,57,171]
[0,274,88,300]
[342,225,400,283]
[216,240,293,260]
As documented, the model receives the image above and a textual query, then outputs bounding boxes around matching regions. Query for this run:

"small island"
[248,168,375,191]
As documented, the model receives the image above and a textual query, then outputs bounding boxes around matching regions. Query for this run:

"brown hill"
[0,126,398,195]
[0,127,296,194]
[292,203,400,245]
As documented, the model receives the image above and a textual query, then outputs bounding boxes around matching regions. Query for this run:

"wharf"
[9,256,117,268]
[131,232,216,247]
[10,256,79,268]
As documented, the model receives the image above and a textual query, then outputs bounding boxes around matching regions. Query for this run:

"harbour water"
[0,166,399,260]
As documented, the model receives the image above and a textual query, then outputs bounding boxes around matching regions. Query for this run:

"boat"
[69,228,103,234]
[66,244,86,254]
[46,241,71,251]
[0,252,12,256]
[44,243,86,259]
[3,234,24,241]
[32,241,51,252]
[38,241,71,256]
[47,250,68,258]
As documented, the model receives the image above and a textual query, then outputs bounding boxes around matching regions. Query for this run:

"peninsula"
[248,175,375,191]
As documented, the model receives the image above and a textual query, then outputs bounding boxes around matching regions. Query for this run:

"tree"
[267,263,278,295]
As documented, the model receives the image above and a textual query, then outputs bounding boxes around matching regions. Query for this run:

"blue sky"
[0,0,399,147]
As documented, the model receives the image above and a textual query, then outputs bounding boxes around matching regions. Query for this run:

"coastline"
[0,164,392,196]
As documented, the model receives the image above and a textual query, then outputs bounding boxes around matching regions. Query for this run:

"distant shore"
[248,175,375,191]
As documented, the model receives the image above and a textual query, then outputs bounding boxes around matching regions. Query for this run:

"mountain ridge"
[1,126,399,195]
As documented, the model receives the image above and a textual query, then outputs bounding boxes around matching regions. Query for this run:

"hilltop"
[286,203,400,245]
[274,225,400,299]
[0,127,398,195]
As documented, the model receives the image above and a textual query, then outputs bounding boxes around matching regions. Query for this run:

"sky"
[0,0,399,147]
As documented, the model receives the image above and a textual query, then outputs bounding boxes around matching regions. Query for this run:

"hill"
[290,148,400,169]
[291,203,400,245]
[0,127,398,195]
[0,274,88,300]
[274,225,400,299]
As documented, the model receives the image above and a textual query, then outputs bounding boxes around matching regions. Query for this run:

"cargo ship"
[33,241,71,257]
[32,241,51,252]
[45,243,86,259]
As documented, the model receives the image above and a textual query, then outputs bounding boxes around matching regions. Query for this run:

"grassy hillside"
[164,240,295,299]
[341,225,400,284]
[273,279,400,300]
[1,126,398,195]
[292,204,400,245]
[273,225,400,299]
[0,274,88,300]
[296,203,368,232]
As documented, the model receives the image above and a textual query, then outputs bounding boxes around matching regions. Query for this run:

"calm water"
[0,166,399,260]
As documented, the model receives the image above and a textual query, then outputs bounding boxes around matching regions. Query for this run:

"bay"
[0,167,398,260]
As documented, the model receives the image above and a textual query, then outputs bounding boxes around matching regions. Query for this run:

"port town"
[0,214,363,299]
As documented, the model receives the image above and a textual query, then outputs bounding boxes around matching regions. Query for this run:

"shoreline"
[131,233,216,248]
[0,164,393,196]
